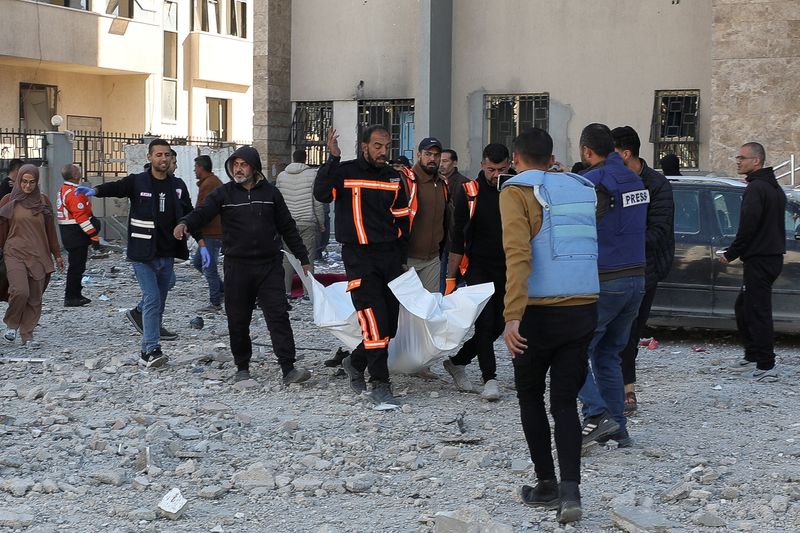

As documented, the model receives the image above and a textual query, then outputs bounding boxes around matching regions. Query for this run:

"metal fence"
[0,128,46,172]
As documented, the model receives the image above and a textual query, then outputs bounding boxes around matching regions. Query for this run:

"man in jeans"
[192,155,224,312]
[77,139,196,367]
[575,124,648,448]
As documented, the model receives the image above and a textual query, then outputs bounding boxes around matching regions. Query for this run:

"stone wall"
[710,0,800,178]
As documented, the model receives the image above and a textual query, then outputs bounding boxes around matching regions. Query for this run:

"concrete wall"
[450,0,713,175]
[710,0,800,177]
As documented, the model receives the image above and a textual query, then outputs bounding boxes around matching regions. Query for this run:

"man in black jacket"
[721,142,785,381]
[0,159,23,199]
[611,127,675,414]
[314,126,410,407]
[77,139,194,368]
[175,145,312,386]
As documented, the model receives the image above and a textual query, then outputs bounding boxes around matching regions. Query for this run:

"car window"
[673,189,700,234]
[711,190,742,236]
[786,200,800,238]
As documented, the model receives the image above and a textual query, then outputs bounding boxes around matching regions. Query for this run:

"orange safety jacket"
[458,180,479,275]
[399,166,449,230]
[57,182,99,242]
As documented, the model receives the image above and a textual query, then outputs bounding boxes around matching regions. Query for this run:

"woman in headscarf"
[0,164,63,346]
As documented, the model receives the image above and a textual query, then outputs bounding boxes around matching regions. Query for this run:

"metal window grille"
[0,129,47,168]
[357,99,415,162]
[485,94,549,149]
[650,90,700,169]
[290,101,332,167]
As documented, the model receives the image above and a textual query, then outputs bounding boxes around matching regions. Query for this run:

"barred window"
[485,94,549,149]
[290,101,333,167]
[357,99,415,163]
[650,90,699,170]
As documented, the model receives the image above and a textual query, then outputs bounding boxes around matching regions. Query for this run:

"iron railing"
[0,128,47,169]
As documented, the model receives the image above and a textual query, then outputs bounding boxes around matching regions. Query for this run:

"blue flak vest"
[502,170,600,298]
[583,152,648,272]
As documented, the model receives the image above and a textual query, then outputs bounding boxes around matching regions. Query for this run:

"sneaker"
[126,307,144,334]
[283,367,311,385]
[367,382,399,407]
[481,379,501,401]
[342,356,367,394]
[443,359,474,392]
[139,347,168,369]
[597,429,633,448]
[196,304,222,313]
[22,340,41,349]
[730,358,756,372]
[160,326,178,341]
[234,368,251,382]
[519,479,559,509]
[557,481,582,524]
[752,367,779,382]
[581,412,620,447]
[4,328,16,342]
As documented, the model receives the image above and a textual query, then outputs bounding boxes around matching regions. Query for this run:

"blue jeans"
[191,238,223,306]
[579,275,645,433]
[132,257,175,353]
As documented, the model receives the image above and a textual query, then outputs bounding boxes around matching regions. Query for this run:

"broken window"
[650,89,699,170]
[19,83,58,131]
[207,98,229,141]
[229,0,247,38]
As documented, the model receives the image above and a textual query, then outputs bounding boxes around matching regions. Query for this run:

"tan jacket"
[405,163,447,261]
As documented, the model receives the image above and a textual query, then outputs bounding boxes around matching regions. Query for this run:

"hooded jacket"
[180,146,309,264]
[638,159,675,287]
[276,162,324,226]
[724,167,786,262]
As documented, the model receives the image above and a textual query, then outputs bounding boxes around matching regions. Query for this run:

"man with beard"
[399,137,449,293]
[174,145,312,386]
[442,143,512,401]
[314,126,411,406]
[76,139,193,368]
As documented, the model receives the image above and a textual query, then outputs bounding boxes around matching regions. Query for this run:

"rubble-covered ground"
[1,247,799,533]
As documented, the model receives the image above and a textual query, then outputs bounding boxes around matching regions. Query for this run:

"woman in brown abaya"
[0,164,63,346]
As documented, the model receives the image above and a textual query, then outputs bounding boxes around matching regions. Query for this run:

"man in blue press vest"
[576,124,648,448]
[77,139,197,368]
[500,127,599,524]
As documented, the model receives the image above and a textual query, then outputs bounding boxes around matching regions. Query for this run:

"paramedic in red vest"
[399,138,449,293]
[57,164,100,307]
[443,143,512,401]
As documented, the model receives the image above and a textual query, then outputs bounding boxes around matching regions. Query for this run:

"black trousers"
[223,257,296,374]
[620,284,658,385]
[513,303,597,483]
[449,266,505,383]
[65,245,89,300]
[342,243,404,383]
[736,255,783,370]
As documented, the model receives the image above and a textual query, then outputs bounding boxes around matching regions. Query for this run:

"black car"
[649,176,800,333]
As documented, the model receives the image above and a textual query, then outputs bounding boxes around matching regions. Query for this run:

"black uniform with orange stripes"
[314,153,410,384]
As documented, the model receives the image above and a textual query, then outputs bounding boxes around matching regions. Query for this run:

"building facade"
[0,0,253,142]
[261,0,798,179]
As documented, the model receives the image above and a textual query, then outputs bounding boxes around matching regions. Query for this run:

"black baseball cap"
[418,137,443,152]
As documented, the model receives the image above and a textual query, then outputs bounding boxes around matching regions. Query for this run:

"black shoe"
[64,297,91,307]
[234,368,251,382]
[282,367,311,385]
[324,348,350,368]
[342,356,367,394]
[581,412,620,447]
[519,479,559,509]
[126,307,144,334]
[367,382,399,406]
[160,326,178,341]
[596,429,633,448]
[557,481,582,524]
[139,347,168,369]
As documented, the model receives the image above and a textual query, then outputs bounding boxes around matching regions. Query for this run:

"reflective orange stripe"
[364,308,380,342]
[347,279,362,291]
[464,181,479,220]
[459,255,470,276]
[331,188,337,200]
[364,338,389,349]
[390,207,410,216]
[351,187,369,244]
[344,179,400,191]
[356,311,370,341]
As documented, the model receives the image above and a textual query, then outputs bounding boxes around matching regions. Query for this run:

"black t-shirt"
[151,177,178,257]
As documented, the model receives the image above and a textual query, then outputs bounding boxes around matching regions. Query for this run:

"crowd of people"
[0,122,787,524]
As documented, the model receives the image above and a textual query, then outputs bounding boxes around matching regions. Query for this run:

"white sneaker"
[752,367,779,382]
[443,359,474,392]
[4,329,16,342]
[481,379,501,401]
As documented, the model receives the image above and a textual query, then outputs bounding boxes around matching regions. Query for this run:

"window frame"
[484,93,549,149]
[672,188,702,235]
[651,89,700,170]
[291,101,333,167]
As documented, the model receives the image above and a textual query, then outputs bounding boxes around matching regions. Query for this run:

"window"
[67,115,102,132]
[651,90,699,170]
[485,93,549,149]
[673,189,700,234]
[19,83,58,131]
[207,98,229,141]
[162,1,178,121]
[291,102,332,167]
[229,0,247,38]
[193,0,220,32]
[106,0,134,18]
[47,0,90,10]
[357,99,415,162]
[711,190,741,236]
